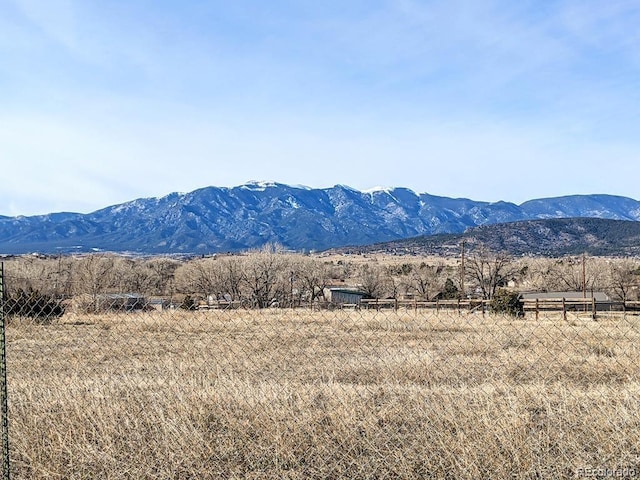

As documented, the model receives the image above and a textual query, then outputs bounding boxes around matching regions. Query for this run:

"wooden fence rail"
[359,298,489,314]
[194,297,640,319]
[522,298,627,320]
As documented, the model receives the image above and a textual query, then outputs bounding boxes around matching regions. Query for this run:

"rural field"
[5,307,640,479]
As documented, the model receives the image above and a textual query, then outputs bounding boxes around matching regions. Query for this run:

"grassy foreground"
[5,308,640,479]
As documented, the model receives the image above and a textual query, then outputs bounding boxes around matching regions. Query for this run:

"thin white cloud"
[1,0,639,215]
[558,0,640,51]
[10,0,77,50]
[2,104,638,216]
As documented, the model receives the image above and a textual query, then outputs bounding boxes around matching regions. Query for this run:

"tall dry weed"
[5,309,640,479]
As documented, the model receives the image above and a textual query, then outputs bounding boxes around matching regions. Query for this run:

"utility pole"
[289,271,295,308]
[582,253,586,299]
[0,262,10,480]
[460,240,466,299]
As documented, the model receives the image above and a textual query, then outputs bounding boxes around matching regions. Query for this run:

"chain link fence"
[0,255,639,479]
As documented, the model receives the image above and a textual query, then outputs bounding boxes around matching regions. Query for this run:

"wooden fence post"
[0,263,10,480]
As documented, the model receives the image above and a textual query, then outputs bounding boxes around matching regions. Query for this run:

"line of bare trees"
[2,246,640,311]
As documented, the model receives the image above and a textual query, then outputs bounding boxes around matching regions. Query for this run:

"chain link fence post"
[0,263,10,480]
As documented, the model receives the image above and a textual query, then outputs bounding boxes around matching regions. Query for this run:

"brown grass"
[6,309,640,479]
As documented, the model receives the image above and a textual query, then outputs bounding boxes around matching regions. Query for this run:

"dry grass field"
[5,308,640,479]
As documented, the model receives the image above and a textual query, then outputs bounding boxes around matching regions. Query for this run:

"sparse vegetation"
[6,309,640,479]
[2,252,640,478]
[4,288,64,321]
[2,251,639,306]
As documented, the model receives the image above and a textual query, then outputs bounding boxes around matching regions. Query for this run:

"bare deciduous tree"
[294,257,334,306]
[146,257,181,296]
[357,264,387,299]
[219,256,245,302]
[409,262,444,300]
[551,255,605,294]
[111,257,155,294]
[174,257,224,303]
[242,244,290,308]
[73,255,117,297]
[466,250,515,300]
[607,258,640,302]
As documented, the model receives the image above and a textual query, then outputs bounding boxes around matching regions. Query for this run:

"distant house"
[147,298,171,311]
[96,293,147,311]
[326,288,368,306]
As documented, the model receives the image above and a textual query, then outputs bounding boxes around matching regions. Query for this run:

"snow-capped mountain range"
[1,181,639,254]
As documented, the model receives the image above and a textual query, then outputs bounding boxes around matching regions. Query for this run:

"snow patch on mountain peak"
[242,180,278,191]
[364,186,393,194]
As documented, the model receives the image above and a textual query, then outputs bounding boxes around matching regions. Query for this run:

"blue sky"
[1,0,639,216]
